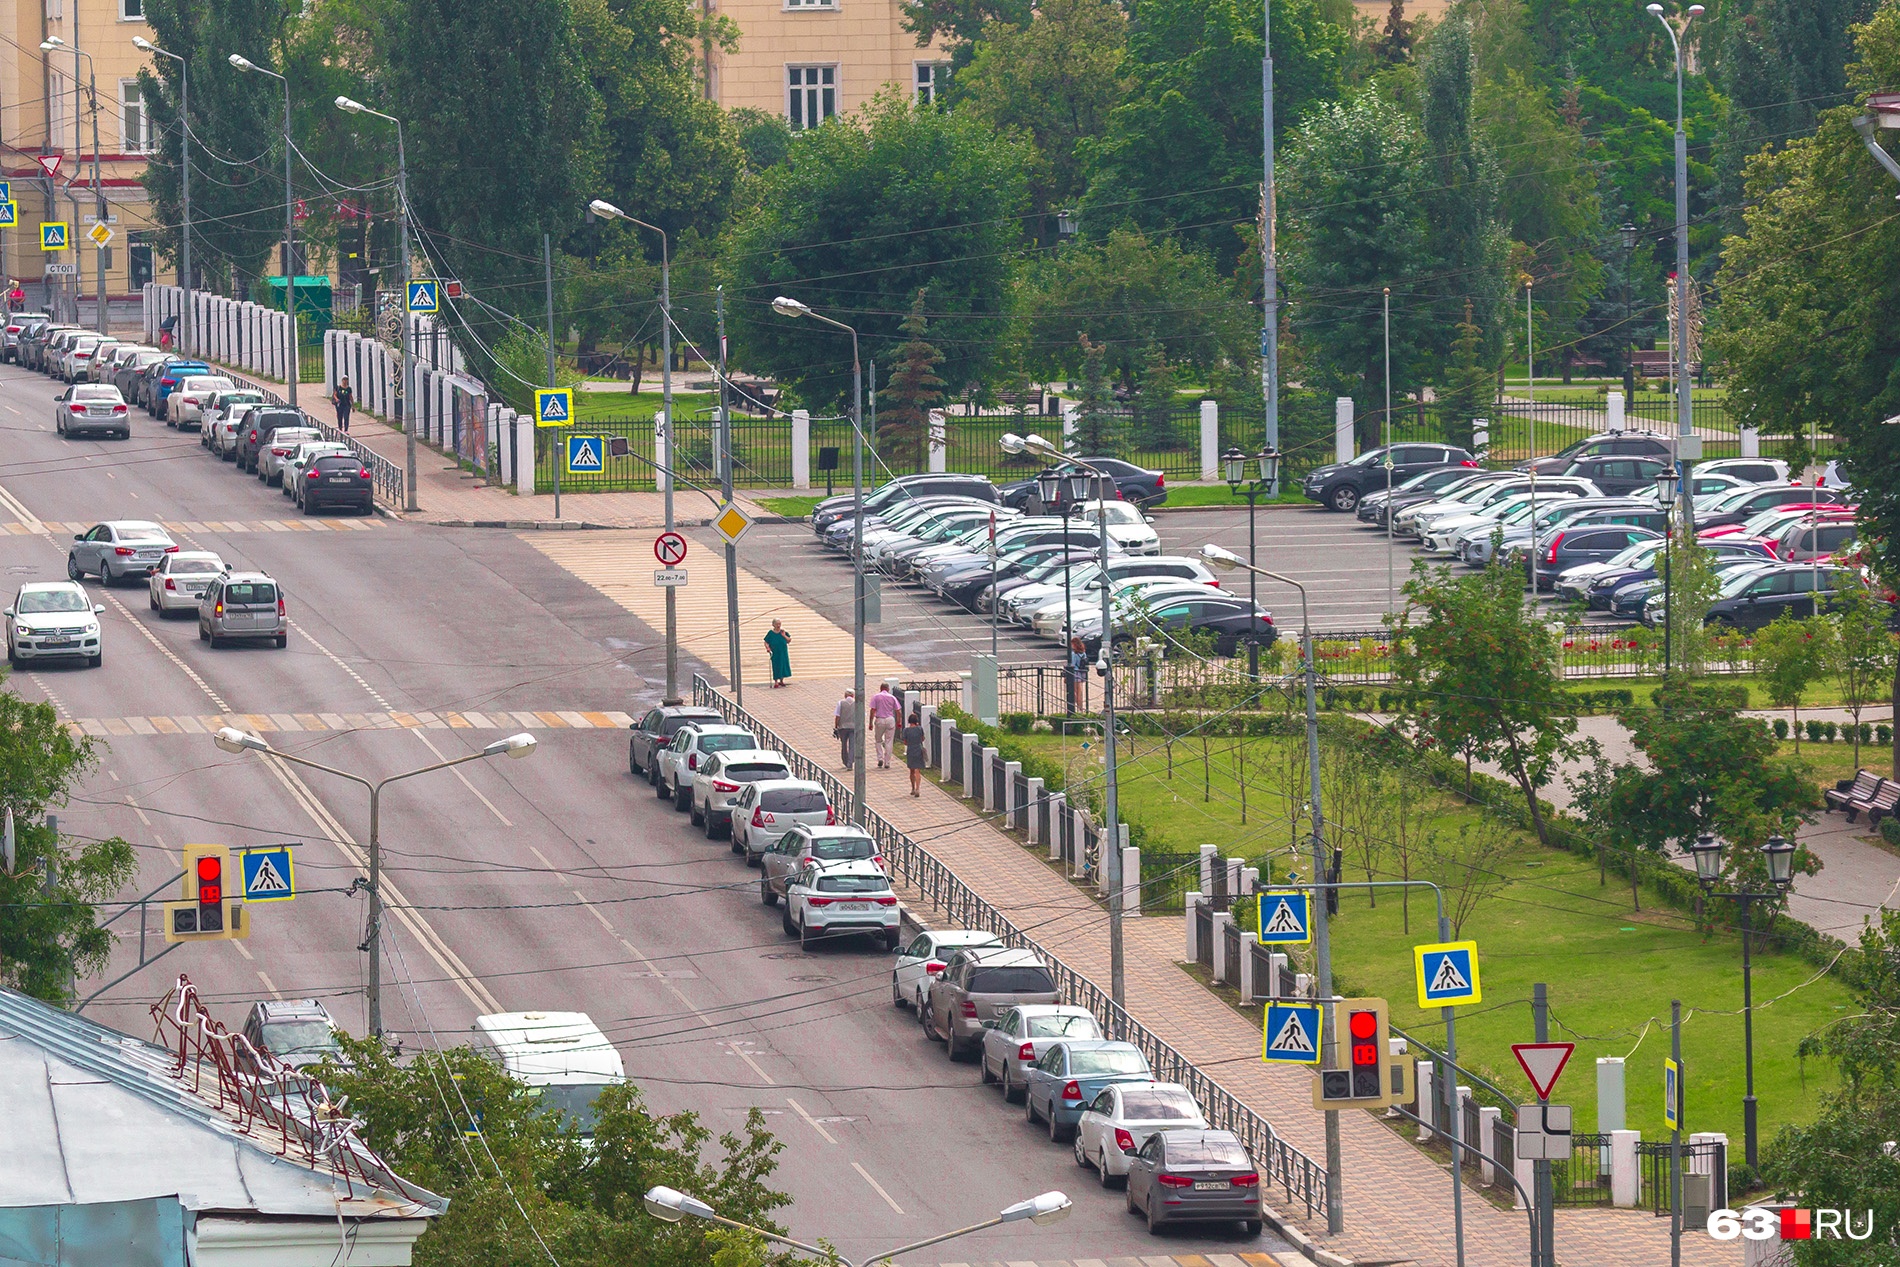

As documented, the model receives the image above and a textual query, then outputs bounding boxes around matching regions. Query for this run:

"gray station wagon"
[199,571,288,648]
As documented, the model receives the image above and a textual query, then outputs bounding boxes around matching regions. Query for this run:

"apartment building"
[707,0,954,125]
[0,0,163,317]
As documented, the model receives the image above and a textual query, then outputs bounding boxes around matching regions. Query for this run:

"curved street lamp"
[227,51,300,406]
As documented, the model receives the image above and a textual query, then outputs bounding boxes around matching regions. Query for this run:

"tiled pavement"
[49,709,636,740]
[731,678,1743,1267]
[917,1256,1290,1267]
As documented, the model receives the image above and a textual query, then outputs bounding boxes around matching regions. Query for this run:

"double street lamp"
[41,37,104,333]
[1220,445,1281,676]
[1684,831,1797,1172]
[643,1184,1070,1264]
[1032,462,1099,712]
[133,37,191,358]
[1654,465,1680,672]
[227,52,299,407]
[212,726,537,1038]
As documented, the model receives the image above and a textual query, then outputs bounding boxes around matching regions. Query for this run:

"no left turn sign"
[654,531,688,566]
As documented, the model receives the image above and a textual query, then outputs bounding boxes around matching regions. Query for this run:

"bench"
[1834,774,1900,825]
[1826,769,1882,814]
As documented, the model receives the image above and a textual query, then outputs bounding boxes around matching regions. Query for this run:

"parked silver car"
[733,782,836,862]
[979,1004,1103,1102]
[758,824,879,902]
[256,425,324,485]
[198,570,288,648]
[924,946,1060,1060]
[54,384,131,439]
[67,521,177,585]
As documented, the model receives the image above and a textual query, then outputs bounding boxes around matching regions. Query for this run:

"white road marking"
[786,1096,837,1144]
[257,970,283,1000]
[231,941,253,960]
[852,1161,905,1215]
[124,795,152,827]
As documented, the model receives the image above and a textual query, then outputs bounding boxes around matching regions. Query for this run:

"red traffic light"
[1349,1010,1380,1065]
[196,855,223,906]
[1350,1011,1378,1039]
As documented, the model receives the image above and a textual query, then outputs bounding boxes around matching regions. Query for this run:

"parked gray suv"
[924,946,1061,1060]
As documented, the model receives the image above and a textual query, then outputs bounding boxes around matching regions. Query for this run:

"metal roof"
[0,987,445,1220]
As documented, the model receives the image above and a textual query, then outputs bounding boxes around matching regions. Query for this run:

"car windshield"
[809,835,874,860]
[169,559,221,575]
[1068,1048,1148,1075]
[224,582,278,605]
[1083,502,1142,525]
[724,763,789,781]
[528,1082,614,1135]
[699,734,756,753]
[261,1019,339,1056]
[1120,1087,1202,1120]
[1605,540,1662,568]
[74,386,119,399]
[814,873,891,894]
[17,589,88,613]
[1169,1138,1250,1168]
[1025,1013,1101,1039]
[1719,567,1778,597]
[759,788,828,814]
[1400,468,1458,491]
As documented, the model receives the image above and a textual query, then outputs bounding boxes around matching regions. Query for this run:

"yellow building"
[0,0,162,320]
[707,0,954,123]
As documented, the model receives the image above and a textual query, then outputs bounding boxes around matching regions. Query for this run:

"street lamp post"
[1619,222,1638,401]
[41,38,102,333]
[1685,831,1796,1172]
[1654,465,1679,672]
[335,97,417,511]
[1221,445,1280,676]
[212,726,537,1038]
[134,37,191,358]
[227,53,298,407]
[1646,2,1703,555]
[643,1184,1071,1265]
[1035,464,1093,713]
[593,200,679,700]
[773,296,865,821]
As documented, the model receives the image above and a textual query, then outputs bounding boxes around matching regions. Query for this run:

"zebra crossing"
[62,708,635,739]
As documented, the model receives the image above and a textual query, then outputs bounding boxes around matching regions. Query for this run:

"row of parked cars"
[627,701,1272,1236]
[804,470,1276,656]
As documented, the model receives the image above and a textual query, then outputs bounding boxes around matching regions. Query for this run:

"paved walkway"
[731,677,1740,1267]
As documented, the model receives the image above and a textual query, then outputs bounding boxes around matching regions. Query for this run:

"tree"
[877,290,947,472]
[1424,817,1514,938]
[1752,610,1828,750]
[722,90,1029,410]
[901,0,1033,68]
[1377,0,1415,63]
[954,0,1131,224]
[1437,300,1492,449]
[1827,588,1900,768]
[0,685,135,1004]
[1128,342,1185,452]
[1069,334,1122,455]
[1389,559,1580,846]
[318,1037,786,1265]
[1077,0,1347,274]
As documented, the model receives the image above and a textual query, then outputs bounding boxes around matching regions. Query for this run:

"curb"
[401,514,807,531]
[1148,500,1319,515]
[1262,1202,1356,1267]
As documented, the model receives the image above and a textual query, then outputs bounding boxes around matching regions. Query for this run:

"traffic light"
[1313,997,1404,1109]
[195,852,225,932]
[164,845,247,942]
[1347,1006,1384,1098]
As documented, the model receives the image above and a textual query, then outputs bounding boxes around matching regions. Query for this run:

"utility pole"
[1533,983,1554,1266]
[659,230,677,702]
[1260,0,1280,489]
[544,234,559,521]
[717,285,741,705]
[1670,998,1683,1267]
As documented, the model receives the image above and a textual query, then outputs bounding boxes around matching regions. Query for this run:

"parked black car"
[939,546,1097,610]
[627,705,724,781]
[1301,444,1476,513]
[1517,429,1673,476]
[1603,552,1778,618]
[1356,466,1486,525]
[809,474,997,536]
[1700,565,1858,631]
[1526,507,1671,589]
[999,457,1167,511]
[295,454,375,514]
[234,409,312,473]
[1558,456,1670,497]
[1090,593,1276,657]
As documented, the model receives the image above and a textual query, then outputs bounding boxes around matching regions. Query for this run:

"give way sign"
[1512,1042,1575,1101]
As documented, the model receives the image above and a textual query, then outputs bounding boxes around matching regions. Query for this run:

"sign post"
[1668,1000,1683,1267]
[1518,984,1569,1267]
[1415,937,1483,1266]
[536,389,573,520]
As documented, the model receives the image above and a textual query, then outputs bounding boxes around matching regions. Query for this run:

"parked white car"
[1076,500,1161,555]
[891,928,1002,1011]
[657,722,759,809]
[5,581,104,668]
[56,335,106,383]
[781,859,900,950]
[978,1003,1104,1101]
[148,550,226,617]
[256,426,324,485]
[1073,1081,1210,1184]
[209,400,268,458]
[691,748,792,838]
[167,375,238,430]
[201,390,268,448]
[730,780,835,861]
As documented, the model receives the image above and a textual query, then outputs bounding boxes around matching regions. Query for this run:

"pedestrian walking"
[903,709,927,797]
[870,680,901,768]
[833,689,857,770]
[1067,637,1089,713]
[764,619,792,687]
[5,281,21,313]
[331,377,354,434]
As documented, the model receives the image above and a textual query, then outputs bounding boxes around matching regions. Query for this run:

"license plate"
[328,476,351,484]
[134,551,158,560]
[41,638,73,648]
[1193,1181,1228,1191]
[839,902,870,911]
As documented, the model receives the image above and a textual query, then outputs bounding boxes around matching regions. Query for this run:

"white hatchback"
[730,779,834,860]
[1074,1081,1210,1184]
[148,551,226,616]
[891,928,1002,1011]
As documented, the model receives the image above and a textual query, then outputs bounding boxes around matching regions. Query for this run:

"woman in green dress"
[764,619,792,687]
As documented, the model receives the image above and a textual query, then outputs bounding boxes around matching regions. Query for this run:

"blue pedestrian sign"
[406,280,438,313]
[1256,890,1311,944]
[0,181,11,203]
[1262,1003,1322,1064]
[535,388,572,427]
[240,846,295,902]
[39,222,67,251]
[567,435,604,474]
[0,202,16,229]
[1414,939,1482,1008]
[1663,1057,1683,1131]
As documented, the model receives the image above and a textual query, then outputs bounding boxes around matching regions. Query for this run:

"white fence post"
[1335,396,1355,463]
[516,413,535,495]
[1210,911,1233,982]
[1478,1106,1500,1184]
[1062,400,1077,451]
[1610,1129,1641,1207]
[1200,399,1219,479]
[1045,791,1065,861]
[1198,844,1217,896]
[791,409,811,488]
[1024,776,1045,842]
[654,411,668,491]
[1123,842,1142,922]
[1607,389,1626,431]
[1184,891,1204,962]
[1416,1062,1435,1140]
[1739,427,1759,458]
[927,409,947,472]
[1238,929,1258,999]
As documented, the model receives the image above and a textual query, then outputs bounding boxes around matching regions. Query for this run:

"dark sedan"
[1123,1129,1262,1236]
[937,545,1098,610]
[1559,456,1670,496]
[1610,555,1777,620]
[809,473,996,536]
[1694,485,1850,531]
[1701,565,1858,630]
[295,454,374,514]
[1356,466,1488,525]
[1000,457,1168,511]
[1301,443,1477,513]
[1090,593,1276,657]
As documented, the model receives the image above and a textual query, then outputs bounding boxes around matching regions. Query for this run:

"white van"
[474,1011,625,1139]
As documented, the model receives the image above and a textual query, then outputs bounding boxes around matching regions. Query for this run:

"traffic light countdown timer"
[163,844,251,942]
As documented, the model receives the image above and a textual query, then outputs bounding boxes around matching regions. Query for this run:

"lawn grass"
[1154,484,1313,508]
[569,388,712,421]
[1000,728,1851,1144]
[758,495,822,517]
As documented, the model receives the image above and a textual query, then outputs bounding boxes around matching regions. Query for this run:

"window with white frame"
[120,79,150,153]
[915,62,950,106]
[784,0,837,9]
[120,0,143,19]
[787,65,836,130]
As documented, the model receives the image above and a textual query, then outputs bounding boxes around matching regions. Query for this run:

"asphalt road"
[712,505,1438,675]
[0,363,1292,1262]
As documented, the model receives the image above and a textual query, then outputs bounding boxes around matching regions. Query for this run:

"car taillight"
[824,804,836,824]
[114,546,134,555]
[925,960,946,975]
[712,778,739,792]
[248,430,258,442]
[68,404,85,413]
[959,1001,978,1017]
[1061,1080,1082,1101]
[276,597,285,615]
[1546,533,1564,565]
[1231,1172,1260,1187]
[1155,472,1165,487]
[214,602,224,615]
[1461,458,1481,467]
[166,545,179,553]
[873,854,885,868]
[1114,1128,1135,1151]
[161,377,175,386]
[805,896,833,906]
[1157,1174,1194,1189]
[164,578,176,591]
[687,754,699,770]
[359,468,371,479]
[751,808,766,826]
[307,469,321,479]
[1019,1042,1036,1061]
[112,405,127,414]
[873,895,898,905]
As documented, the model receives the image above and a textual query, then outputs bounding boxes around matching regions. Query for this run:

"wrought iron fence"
[1140,851,1201,914]
[695,673,1327,1218]
[223,371,405,509]
[1552,1133,1616,1206]
[1638,1138,1728,1217]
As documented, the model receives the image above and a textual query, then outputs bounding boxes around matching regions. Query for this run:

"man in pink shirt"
[869,681,903,768]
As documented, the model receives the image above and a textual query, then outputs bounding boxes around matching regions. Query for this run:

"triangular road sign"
[34,153,61,180]
[1512,1042,1575,1100]
[1429,955,1470,994]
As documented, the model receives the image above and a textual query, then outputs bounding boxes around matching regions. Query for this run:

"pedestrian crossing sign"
[535,388,572,427]
[1414,939,1481,1009]
[567,435,604,473]
[1256,890,1311,944]
[0,182,11,203]
[0,202,17,229]
[1663,1057,1683,1131]
[40,222,67,251]
[240,846,296,902]
[406,280,438,313]
[1262,1003,1322,1064]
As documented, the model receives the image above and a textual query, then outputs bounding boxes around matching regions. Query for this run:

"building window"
[120,79,150,153]
[915,62,950,106]
[784,0,837,8]
[787,65,836,130]
[120,0,143,18]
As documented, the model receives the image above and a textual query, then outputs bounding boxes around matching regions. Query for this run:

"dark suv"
[1518,429,1673,475]
[1302,443,1477,513]
[235,409,311,473]
[810,473,997,536]
[296,454,374,514]
[999,457,1168,511]
[627,704,724,781]
[1559,456,1670,496]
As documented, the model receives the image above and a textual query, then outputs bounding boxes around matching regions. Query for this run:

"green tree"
[1752,610,1828,750]
[1826,587,1900,768]
[723,91,1029,409]
[1438,299,1492,449]
[1069,334,1122,455]
[954,0,1131,224]
[0,686,135,1004]
[1419,17,1511,371]
[876,289,947,472]
[1077,0,1347,273]
[1129,342,1185,452]
[1389,559,1581,845]
[901,0,1033,68]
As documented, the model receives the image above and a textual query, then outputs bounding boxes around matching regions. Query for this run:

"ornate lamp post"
[1221,446,1280,676]
[1654,464,1680,673]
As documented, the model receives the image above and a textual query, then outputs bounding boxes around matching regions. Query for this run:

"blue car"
[150,359,211,418]
[1022,1040,1152,1141]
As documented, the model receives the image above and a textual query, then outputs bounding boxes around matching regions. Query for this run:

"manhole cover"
[761,952,811,961]
[789,974,835,983]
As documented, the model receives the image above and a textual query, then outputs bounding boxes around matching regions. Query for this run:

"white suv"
[658,723,760,809]
[782,860,900,950]
[5,581,104,668]
[690,748,792,838]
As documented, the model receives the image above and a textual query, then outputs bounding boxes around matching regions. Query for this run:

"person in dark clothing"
[902,710,927,797]
[331,377,354,433]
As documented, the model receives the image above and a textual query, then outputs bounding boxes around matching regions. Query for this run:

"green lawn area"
[758,495,822,517]
[569,388,712,422]
[1158,484,1312,508]
[997,728,1851,1145]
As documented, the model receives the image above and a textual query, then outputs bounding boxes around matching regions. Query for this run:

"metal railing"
[1638,1138,1728,1217]
[694,673,1327,1218]
[223,370,406,509]
[1552,1133,1616,1206]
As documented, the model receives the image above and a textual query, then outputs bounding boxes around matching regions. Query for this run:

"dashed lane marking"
[61,708,636,738]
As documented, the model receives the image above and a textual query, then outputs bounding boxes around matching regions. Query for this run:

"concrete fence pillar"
[1025,776,1045,843]
[1240,865,1259,901]
[1045,790,1065,860]
[1238,930,1259,999]
[980,747,1001,812]
[1226,858,1243,903]
[1416,1062,1435,1140]
[1739,427,1759,458]
[1335,396,1355,463]
[1294,972,1312,998]
[1199,844,1217,896]
[1610,1130,1641,1207]
[1478,1106,1500,1184]
[960,734,980,797]
[1268,952,1288,999]
[654,412,668,491]
[1210,911,1233,982]
[791,409,811,488]
[515,414,536,495]
[1121,838,1140,917]
[1002,760,1022,821]
[1070,808,1091,879]
[937,720,955,776]
[1199,399,1219,479]
[1184,891,1204,962]
[927,409,947,473]
[1062,401,1078,449]
[1607,389,1626,431]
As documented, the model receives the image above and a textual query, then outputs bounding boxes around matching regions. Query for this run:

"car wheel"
[1049,1105,1065,1142]
[761,878,778,906]
[275,634,287,649]
[1072,1134,1089,1168]
[198,623,209,642]
[6,640,17,668]
[87,652,101,668]
[1146,1197,1164,1236]
[702,808,718,839]
[654,766,669,798]
[892,975,905,1008]
[1100,1149,1120,1188]
[1025,1090,1039,1123]
[883,929,899,953]
[1001,1064,1020,1103]
[118,430,130,440]
[730,832,744,856]
[920,1001,937,1039]
[689,799,704,826]
[66,555,83,581]
[1127,1184,1140,1216]
[1327,484,1360,513]
[148,591,157,611]
[797,918,812,950]
[781,906,797,936]
[673,782,691,812]
[1241,1219,1262,1236]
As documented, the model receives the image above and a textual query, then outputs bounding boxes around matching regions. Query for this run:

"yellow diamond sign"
[713,502,752,546]
[87,221,112,247]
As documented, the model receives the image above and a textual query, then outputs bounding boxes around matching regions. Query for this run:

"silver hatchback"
[199,571,288,648]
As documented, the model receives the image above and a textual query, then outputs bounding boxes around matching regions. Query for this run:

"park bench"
[1825,769,1883,815]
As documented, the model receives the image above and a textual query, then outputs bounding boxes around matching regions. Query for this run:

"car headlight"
[14,624,29,636]
[83,623,99,635]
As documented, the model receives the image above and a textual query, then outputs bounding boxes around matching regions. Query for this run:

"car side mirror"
[1122,1143,1140,1156]
[73,534,83,542]
[93,604,104,615]
[1,608,10,618]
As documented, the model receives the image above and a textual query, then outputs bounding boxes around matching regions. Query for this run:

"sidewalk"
[733,676,1740,1267]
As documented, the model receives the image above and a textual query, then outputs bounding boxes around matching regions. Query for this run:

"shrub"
[1883,817,1900,848]
[1823,721,1839,743]
[1807,719,1826,744]
[1860,723,1874,746]
[1880,724,1893,746]
[1772,718,1789,740]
